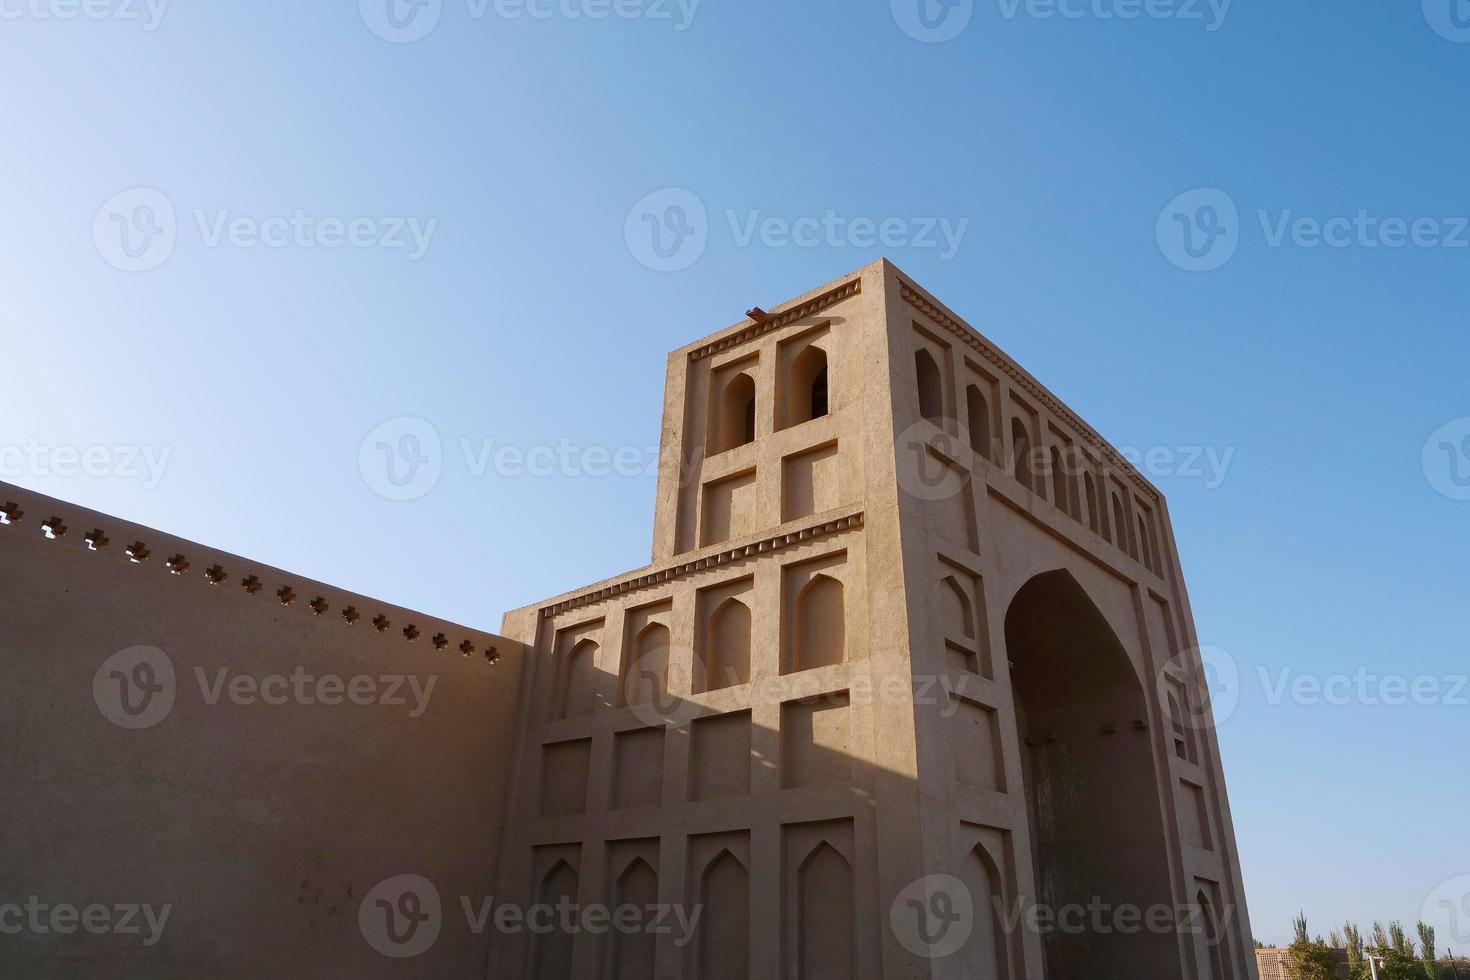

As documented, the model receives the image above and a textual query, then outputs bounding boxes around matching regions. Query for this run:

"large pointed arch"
[1005,569,1175,976]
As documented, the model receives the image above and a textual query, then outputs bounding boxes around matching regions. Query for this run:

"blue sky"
[3,0,1468,950]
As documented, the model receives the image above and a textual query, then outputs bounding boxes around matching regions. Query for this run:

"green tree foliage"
[1415,922,1436,980]
[1345,922,1370,980]
[1289,915,1344,980]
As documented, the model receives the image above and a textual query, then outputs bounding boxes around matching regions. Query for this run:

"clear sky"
[3,0,1467,951]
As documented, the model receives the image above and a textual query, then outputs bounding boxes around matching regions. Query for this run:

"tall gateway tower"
[493,259,1255,980]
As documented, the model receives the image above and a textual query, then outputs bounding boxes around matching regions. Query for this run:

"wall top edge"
[0,479,517,662]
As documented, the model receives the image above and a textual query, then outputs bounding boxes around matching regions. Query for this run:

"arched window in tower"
[1111,493,1132,557]
[622,623,670,708]
[715,372,756,452]
[1084,472,1101,535]
[1167,690,1196,763]
[555,639,598,720]
[966,384,990,459]
[1143,511,1163,571]
[1011,418,1034,491]
[783,345,829,429]
[915,349,943,422]
[1137,515,1153,572]
[1051,446,1069,516]
[793,574,845,672]
[705,597,751,691]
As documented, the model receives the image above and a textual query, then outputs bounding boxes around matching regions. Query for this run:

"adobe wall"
[0,481,527,979]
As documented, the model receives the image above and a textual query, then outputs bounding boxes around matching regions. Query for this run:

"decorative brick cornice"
[900,282,1160,501]
[688,278,861,362]
[541,511,865,619]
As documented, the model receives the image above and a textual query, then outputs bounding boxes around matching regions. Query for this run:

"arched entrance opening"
[1004,570,1176,978]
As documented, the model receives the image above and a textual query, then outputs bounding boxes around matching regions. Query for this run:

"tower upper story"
[648,257,1173,586]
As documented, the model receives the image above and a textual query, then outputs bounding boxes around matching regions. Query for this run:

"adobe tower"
[493,258,1255,979]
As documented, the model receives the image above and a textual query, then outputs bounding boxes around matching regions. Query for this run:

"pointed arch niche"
[957,827,1019,979]
[605,839,660,980]
[963,359,999,462]
[552,624,602,720]
[778,326,831,430]
[619,602,672,709]
[707,356,759,455]
[781,552,849,675]
[783,820,858,980]
[937,555,992,679]
[915,346,945,423]
[686,832,751,980]
[530,846,581,980]
[696,576,754,693]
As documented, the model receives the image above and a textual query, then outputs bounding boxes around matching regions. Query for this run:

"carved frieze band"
[687,278,861,362]
[540,511,865,619]
[899,281,1159,501]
